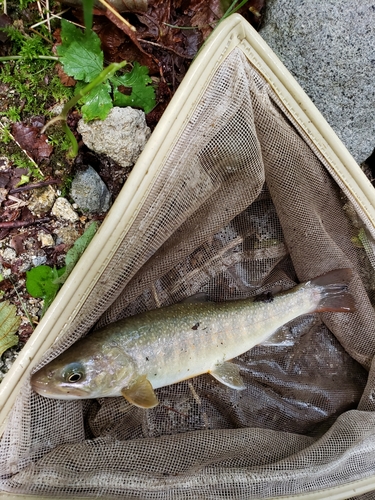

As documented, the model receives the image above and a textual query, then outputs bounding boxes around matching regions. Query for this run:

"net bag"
[1,14,375,500]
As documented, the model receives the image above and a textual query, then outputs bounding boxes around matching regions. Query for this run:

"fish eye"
[68,372,82,383]
[63,363,85,384]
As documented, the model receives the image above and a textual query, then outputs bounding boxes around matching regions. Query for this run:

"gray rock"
[31,254,47,267]
[70,166,111,213]
[259,0,375,163]
[77,107,151,168]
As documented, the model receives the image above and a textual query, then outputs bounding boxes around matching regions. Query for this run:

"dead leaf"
[0,173,9,189]
[93,17,158,71]
[10,233,29,255]
[18,323,34,344]
[11,122,53,162]
[56,63,77,87]
[122,0,148,12]
[189,0,222,39]
[0,13,12,43]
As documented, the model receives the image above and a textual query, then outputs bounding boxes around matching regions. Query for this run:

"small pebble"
[31,255,47,267]
[54,226,81,247]
[38,233,55,247]
[1,247,17,263]
[28,186,56,216]
[51,197,79,222]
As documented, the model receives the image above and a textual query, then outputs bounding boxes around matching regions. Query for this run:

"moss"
[0,13,75,181]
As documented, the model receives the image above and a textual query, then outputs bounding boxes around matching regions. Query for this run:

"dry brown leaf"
[11,123,53,162]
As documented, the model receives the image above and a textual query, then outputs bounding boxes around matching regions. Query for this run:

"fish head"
[31,338,136,400]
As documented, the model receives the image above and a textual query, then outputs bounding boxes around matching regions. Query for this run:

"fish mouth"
[30,374,87,400]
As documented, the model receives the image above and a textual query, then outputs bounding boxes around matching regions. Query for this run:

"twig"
[9,179,60,194]
[139,38,192,59]
[36,0,43,16]
[28,28,54,44]
[7,195,29,209]
[163,22,198,30]
[45,0,51,32]
[97,0,136,31]
[30,9,70,29]
[0,55,59,61]
[0,217,50,229]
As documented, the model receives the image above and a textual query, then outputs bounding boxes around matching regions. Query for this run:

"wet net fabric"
[2,47,375,498]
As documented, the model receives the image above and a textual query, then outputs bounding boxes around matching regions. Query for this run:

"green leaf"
[57,19,86,55]
[26,265,59,298]
[111,62,156,113]
[55,222,98,285]
[60,41,103,82]
[57,20,103,82]
[0,301,21,356]
[26,265,66,315]
[16,175,30,187]
[25,224,98,316]
[79,81,113,121]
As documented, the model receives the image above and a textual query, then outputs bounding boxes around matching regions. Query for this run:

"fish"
[31,268,355,409]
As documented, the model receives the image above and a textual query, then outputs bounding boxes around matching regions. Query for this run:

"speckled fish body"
[31,268,354,408]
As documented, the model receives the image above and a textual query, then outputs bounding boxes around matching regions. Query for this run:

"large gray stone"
[260,0,375,163]
[77,107,151,168]
[70,166,112,213]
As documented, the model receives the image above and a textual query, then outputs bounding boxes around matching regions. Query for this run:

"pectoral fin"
[121,375,159,408]
[209,362,246,390]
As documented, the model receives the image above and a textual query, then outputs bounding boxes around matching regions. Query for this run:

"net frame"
[1,14,375,500]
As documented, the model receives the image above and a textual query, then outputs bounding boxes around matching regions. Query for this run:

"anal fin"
[209,362,246,390]
[121,375,159,409]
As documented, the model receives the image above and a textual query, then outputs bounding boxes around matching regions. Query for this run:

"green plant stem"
[41,60,128,156]
[0,55,59,61]
[43,60,129,131]
[83,0,95,32]
[62,122,78,158]
[222,0,249,18]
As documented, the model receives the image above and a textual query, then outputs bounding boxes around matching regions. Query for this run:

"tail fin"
[310,268,356,312]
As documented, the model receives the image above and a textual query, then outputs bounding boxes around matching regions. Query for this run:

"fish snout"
[30,367,79,399]
[30,370,52,396]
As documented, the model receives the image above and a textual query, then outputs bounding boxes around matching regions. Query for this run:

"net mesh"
[2,46,375,498]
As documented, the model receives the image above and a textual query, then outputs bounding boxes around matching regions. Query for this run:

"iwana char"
[31,268,355,408]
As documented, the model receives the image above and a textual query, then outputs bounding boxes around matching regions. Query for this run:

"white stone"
[77,107,151,167]
[51,197,79,222]
[38,232,55,247]
[1,247,17,263]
